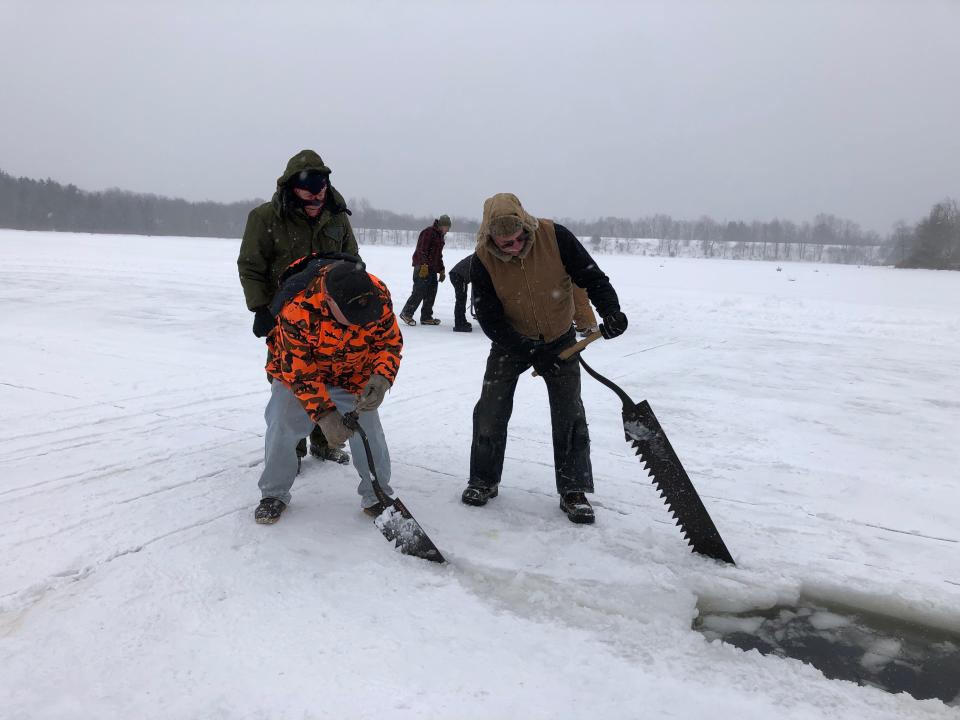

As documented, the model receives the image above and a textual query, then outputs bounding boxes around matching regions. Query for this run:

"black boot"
[461,485,499,506]
[453,321,473,332]
[254,497,286,525]
[308,427,350,464]
[560,492,595,524]
[319,447,351,464]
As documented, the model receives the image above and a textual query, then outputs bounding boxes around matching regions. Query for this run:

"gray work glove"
[356,373,391,412]
[317,410,354,448]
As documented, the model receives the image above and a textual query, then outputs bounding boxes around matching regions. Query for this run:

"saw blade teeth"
[624,405,736,565]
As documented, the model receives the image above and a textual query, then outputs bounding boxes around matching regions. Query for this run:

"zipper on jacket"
[519,257,545,340]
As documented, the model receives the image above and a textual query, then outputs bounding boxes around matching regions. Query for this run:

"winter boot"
[453,322,473,332]
[320,447,351,465]
[307,428,350,464]
[399,313,416,326]
[255,497,286,525]
[461,485,499,507]
[420,318,441,326]
[362,500,390,518]
[560,492,595,524]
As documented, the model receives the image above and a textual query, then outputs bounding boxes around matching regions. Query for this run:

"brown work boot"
[560,492,595,524]
[362,500,389,518]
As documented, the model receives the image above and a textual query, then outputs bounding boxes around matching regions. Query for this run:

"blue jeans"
[257,381,393,508]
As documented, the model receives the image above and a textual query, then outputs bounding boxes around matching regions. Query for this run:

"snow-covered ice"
[1,229,958,719]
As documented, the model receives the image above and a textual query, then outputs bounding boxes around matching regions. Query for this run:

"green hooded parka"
[238,150,359,310]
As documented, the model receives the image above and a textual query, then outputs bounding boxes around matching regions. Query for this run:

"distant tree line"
[0,168,885,245]
[4,168,954,269]
[559,213,884,252]
[0,170,257,238]
[888,199,960,270]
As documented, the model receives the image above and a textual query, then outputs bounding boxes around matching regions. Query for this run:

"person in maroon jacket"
[399,215,450,325]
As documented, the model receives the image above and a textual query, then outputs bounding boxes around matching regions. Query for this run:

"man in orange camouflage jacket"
[253,255,403,525]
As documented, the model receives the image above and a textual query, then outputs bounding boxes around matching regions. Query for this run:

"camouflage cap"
[324,262,383,326]
[437,214,452,228]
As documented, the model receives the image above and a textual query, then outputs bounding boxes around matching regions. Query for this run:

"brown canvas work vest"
[476,219,575,343]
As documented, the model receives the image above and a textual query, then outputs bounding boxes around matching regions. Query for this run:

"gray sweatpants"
[257,380,393,509]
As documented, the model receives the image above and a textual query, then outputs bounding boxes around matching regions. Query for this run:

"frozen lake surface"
[1,230,958,719]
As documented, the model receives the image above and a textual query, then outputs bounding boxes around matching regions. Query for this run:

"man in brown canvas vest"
[463,193,628,523]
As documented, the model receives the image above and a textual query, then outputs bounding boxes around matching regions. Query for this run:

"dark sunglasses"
[292,185,328,202]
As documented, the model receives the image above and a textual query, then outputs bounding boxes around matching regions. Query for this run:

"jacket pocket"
[324,223,345,243]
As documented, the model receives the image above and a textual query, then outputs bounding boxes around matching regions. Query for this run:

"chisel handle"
[532,331,603,376]
[558,330,603,360]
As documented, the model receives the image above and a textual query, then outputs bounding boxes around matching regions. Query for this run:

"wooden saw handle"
[532,331,603,376]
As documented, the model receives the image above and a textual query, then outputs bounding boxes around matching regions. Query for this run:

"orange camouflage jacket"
[266,265,402,422]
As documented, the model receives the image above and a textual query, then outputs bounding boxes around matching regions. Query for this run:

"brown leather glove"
[418,264,429,279]
[356,373,391,412]
[317,410,354,448]
[439,270,446,283]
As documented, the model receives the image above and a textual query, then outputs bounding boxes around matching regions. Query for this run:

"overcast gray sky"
[1,0,958,232]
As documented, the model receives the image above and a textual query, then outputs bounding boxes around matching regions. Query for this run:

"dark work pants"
[469,333,593,494]
[309,424,328,453]
[450,273,469,326]
[401,270,439,320]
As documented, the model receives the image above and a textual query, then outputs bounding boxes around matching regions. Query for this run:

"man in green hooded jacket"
[238,149,360,464]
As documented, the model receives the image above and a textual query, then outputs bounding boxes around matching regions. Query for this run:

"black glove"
[529,345,562,377]
[252,306,276,338]
[600,310,628,339]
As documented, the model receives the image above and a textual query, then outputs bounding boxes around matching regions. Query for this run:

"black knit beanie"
[324,262,383,326]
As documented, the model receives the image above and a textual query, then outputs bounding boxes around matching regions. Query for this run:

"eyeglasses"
[293,186,327,202]
[494,231,525,248]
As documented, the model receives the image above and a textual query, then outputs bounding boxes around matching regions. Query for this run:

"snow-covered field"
[1,229,958,719]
